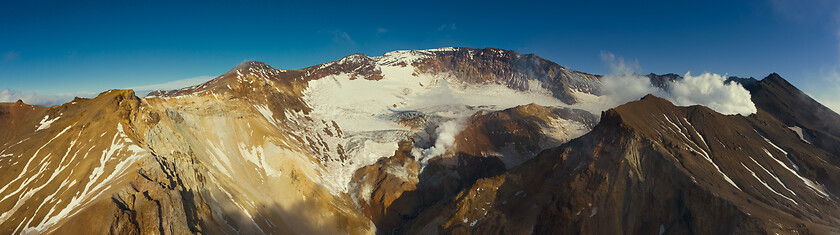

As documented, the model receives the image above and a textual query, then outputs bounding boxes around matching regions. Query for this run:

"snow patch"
[21,123,146,233]
[255,105,279,128]
[787,126,812,144]
[742,161,798,205]
[765,148,829,198]
[36,115,60,131]
[761,136,788,155]
[749,157,796,197]
[301,59,596,193]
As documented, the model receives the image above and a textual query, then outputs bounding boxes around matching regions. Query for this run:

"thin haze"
[0,0,838,111]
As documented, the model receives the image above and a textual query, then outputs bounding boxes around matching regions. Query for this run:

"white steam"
[595,52,757,116]
[412,119,463,163]
[599,73,660,109]
[668,72,756,115]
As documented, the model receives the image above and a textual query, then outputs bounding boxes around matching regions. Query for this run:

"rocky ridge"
[400,94,840,234]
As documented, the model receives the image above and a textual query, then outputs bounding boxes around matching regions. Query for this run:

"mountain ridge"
[1,47,840,234]
[401,92,840,234]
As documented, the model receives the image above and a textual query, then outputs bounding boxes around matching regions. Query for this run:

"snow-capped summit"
[226,61,285,75]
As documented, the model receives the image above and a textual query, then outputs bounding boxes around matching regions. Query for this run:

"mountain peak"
[761,72,792,86]
[752,73,800,97]
[597,93,689,134]
[640,93,661,101]
[636,94,675,107]
[227,61,277,74]
[725,76,758,87]
[335,53,372,65]
[222,60,288,82]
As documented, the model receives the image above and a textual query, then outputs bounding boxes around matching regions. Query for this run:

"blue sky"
[1,0,839,110]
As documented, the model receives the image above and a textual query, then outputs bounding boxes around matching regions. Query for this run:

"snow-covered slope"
[301,48,601,192]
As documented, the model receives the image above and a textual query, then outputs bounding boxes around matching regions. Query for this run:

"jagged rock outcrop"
[411,48,602,104]
[646,73,682,90]
[349,141,420,231]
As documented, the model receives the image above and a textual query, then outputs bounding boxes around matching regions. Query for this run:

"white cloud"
[0,89,96,106]
[0,76,213,106]
[596,52,757,116]
[129,76,213,91]
[127,76,213,97]
[377,28,388,35]
[768,0,836,23]
[317,30,356,44]
[599,72,661,109]
[600,51,640,75]
[438,23,457,31]
[668,72,757,115]
[810,69,840,114]
[813,93,840,114]
[2,51,18,63]
[327,30,355,44]
[338,31,353,43]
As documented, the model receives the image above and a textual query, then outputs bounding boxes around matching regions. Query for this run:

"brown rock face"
[455,103,597,167]
[350,141,421,230]
[0,100,47,144]
[402,94,840,234]
[412,48,601,104]
[349,143,508,234]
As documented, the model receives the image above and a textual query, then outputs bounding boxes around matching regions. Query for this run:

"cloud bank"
[129,75,213,96]
[1,76,213,106]
[0,89,97,106]
[667,72,756,115]
[597,52,757,116]
[2,51,18,63]
[128,76,213,91]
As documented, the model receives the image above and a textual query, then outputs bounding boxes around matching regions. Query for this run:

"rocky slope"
[401,94,840,234]
[0,100,48,144]
[744,73,840,158]
[453,103,597,167]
